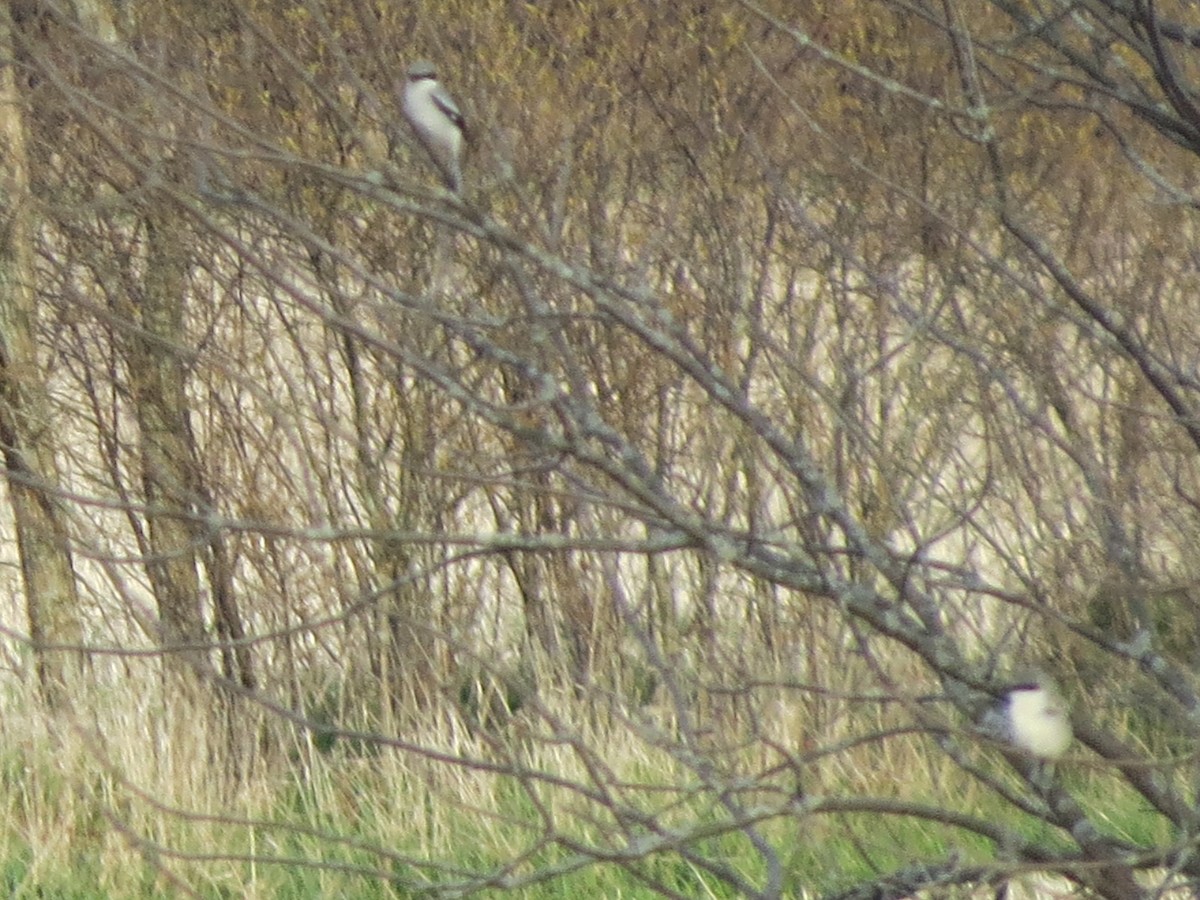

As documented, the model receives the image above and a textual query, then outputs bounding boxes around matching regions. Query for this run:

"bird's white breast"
[403,79,462,153]
[1007,686,1072,759]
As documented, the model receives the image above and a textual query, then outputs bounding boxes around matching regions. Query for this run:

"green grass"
[0,671,1175,899]
[0,760,1154,898]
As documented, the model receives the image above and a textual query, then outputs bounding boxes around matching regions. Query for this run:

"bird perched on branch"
[400,60,466,194]
[983,671,1072,761]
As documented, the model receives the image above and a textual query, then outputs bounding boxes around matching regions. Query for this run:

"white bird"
[994,674,1072,760]
[400,60,466,193]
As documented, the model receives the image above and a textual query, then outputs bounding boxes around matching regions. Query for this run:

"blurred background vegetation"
[0,0,1197,896]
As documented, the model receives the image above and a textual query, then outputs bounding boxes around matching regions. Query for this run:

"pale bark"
[0,2,84,705]
[125,210,210,679]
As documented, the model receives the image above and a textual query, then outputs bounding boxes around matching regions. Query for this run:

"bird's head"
[407,60,438,82]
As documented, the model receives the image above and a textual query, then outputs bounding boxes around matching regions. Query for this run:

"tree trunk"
[127,211,209,679]
[0,1,85,707]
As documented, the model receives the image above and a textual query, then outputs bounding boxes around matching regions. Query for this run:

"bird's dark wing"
[430,85,466,132]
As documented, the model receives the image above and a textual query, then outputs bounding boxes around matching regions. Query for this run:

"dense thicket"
[1,1,1198,896]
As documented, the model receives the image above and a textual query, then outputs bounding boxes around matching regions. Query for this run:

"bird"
[983,672,1072,761]
[400,60,466,194]
[1004,675,1072,759]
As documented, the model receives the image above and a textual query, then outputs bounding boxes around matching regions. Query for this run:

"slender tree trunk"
[324,255,439,716]
[126,211,209,677]
[0,2,85,706]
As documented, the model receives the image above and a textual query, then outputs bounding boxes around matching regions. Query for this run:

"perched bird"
[984,672,1072,761]
[400,60,466,193]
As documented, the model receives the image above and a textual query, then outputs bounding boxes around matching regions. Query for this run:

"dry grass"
[0,646,1170,897]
